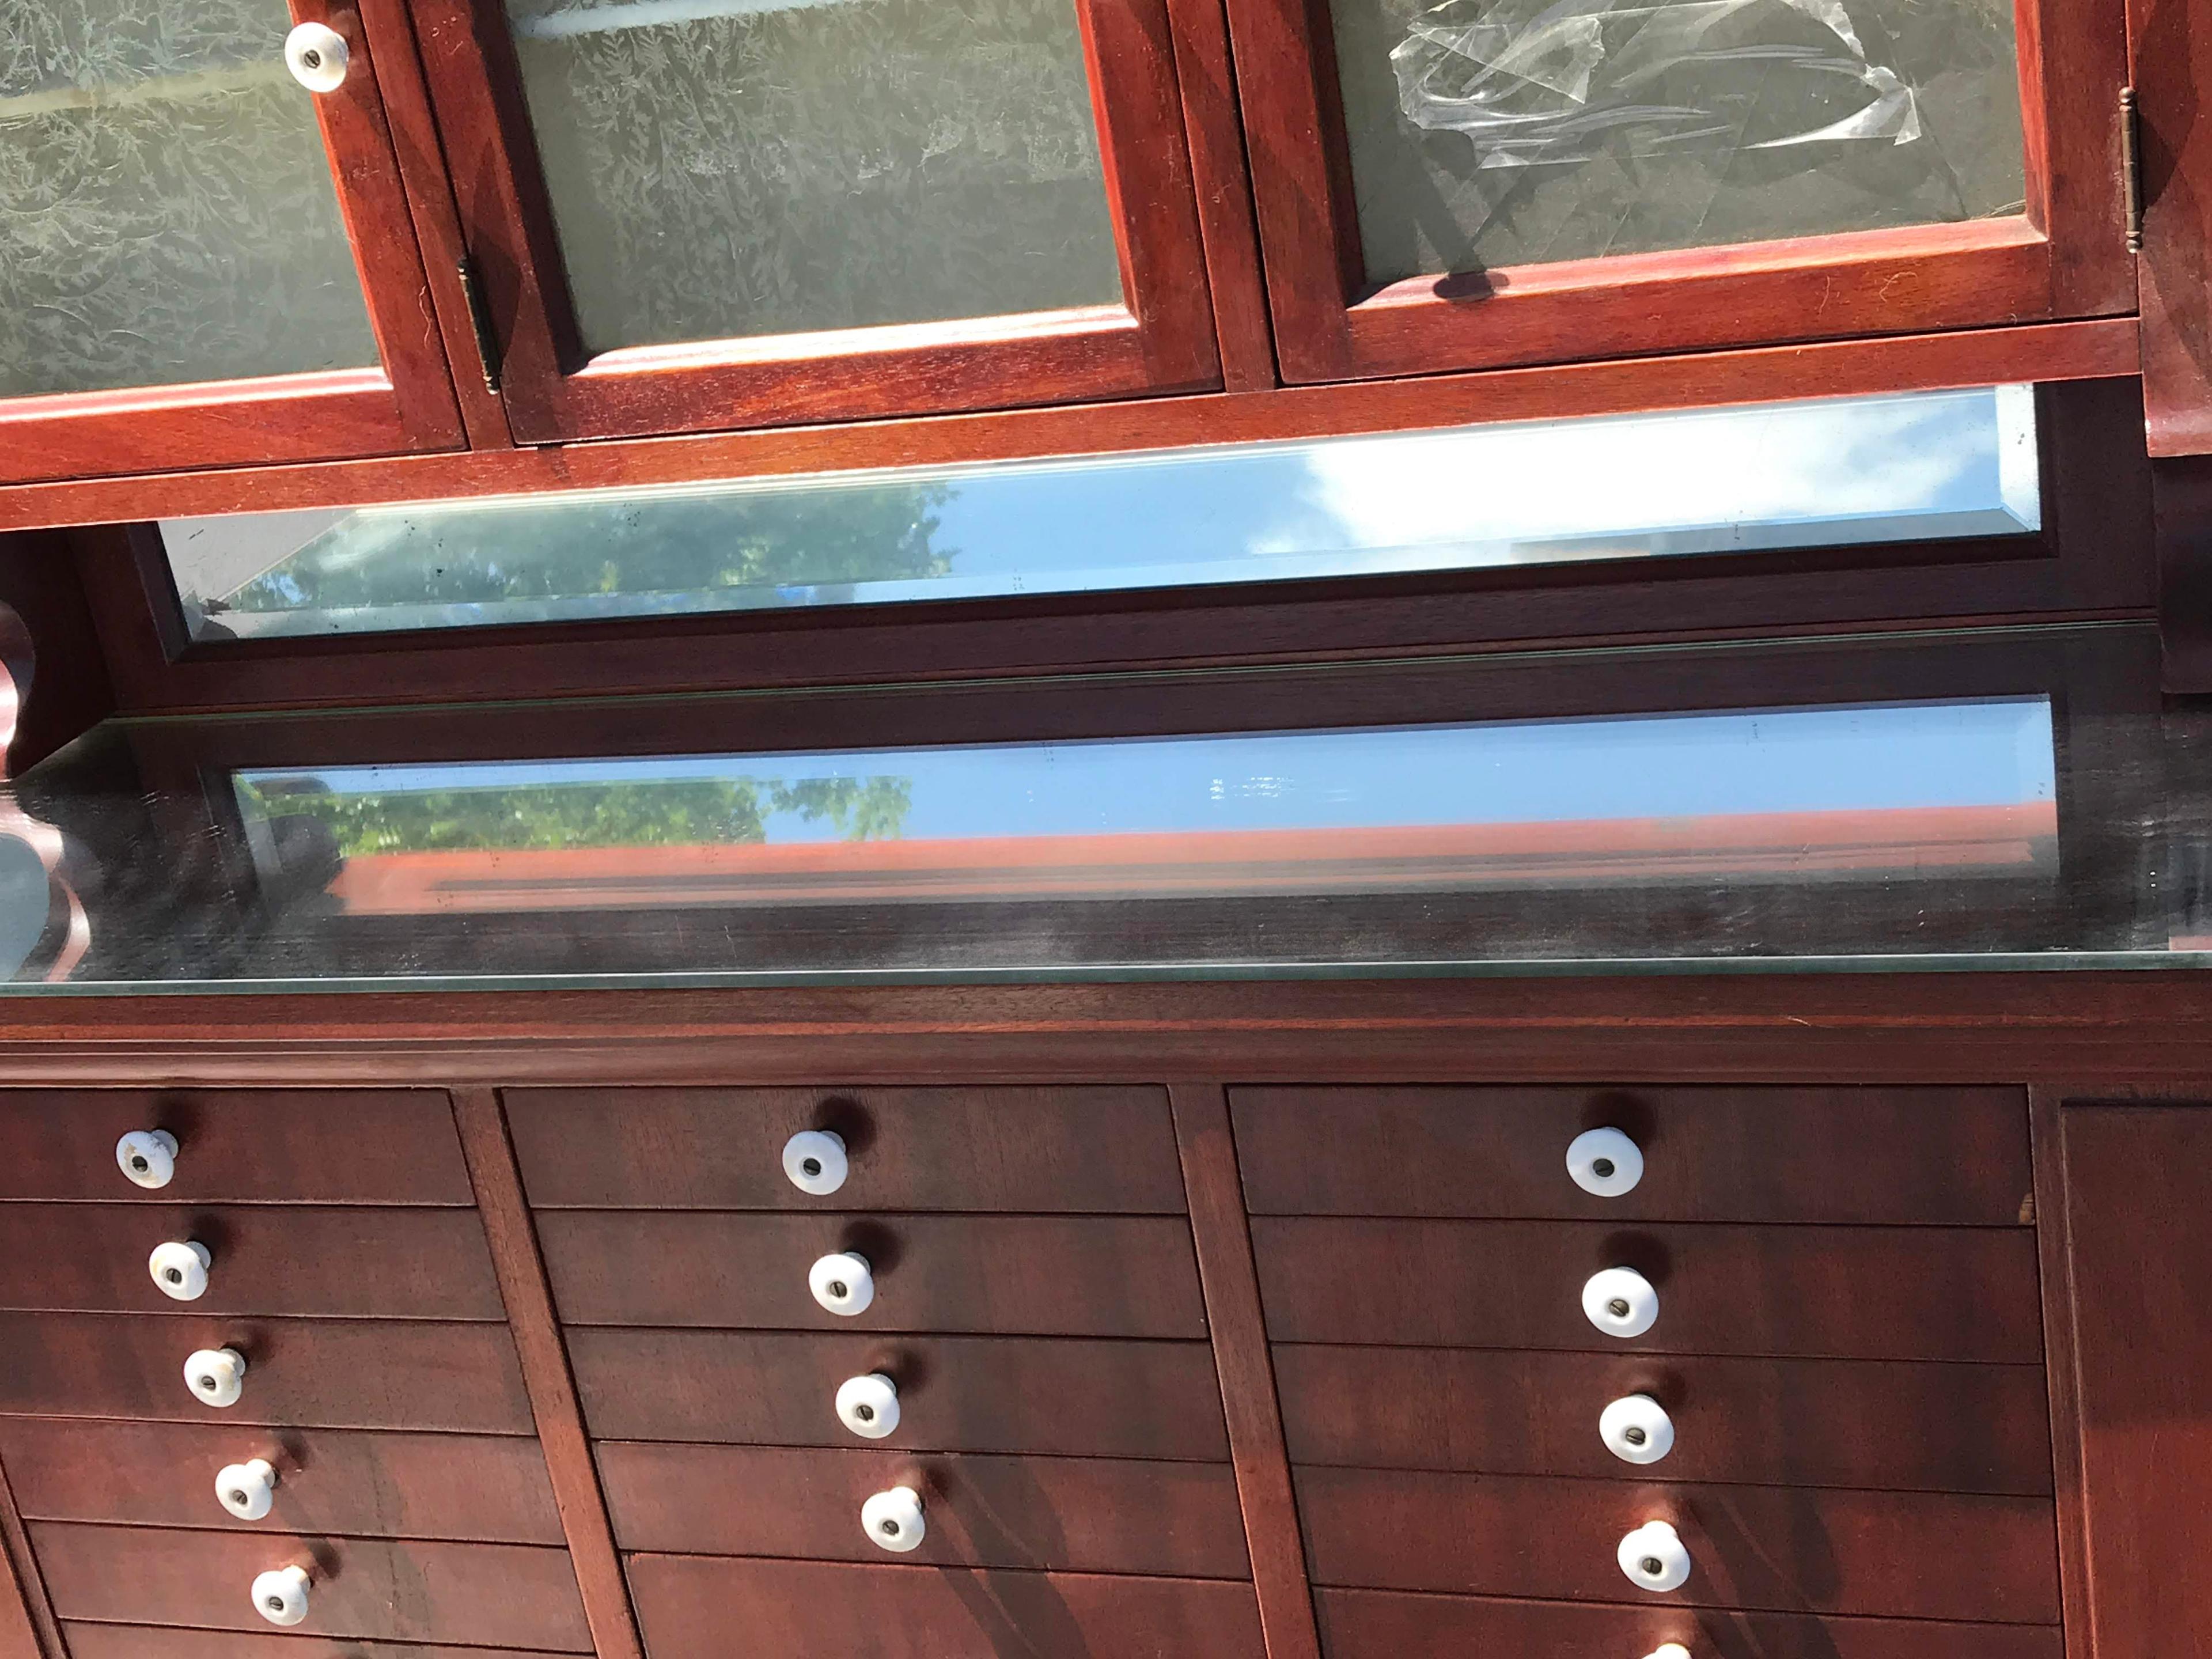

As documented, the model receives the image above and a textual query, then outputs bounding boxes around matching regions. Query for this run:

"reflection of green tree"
[239,775,913,854]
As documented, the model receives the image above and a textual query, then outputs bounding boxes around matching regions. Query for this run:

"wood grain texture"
[506,1086,1184,1211]
[1274,1345,2054,1494]
[0,1455,57,1659]
[30,1523,589,1650]
[1294,1467,2061,1622]
[2131,0,2212,453]
[450,1090,643,1659]
[537,1211,1205,1336]
[1232,1085,2032,1223]
[2027,1088,2092,1656]
[2157,456,2212,690]
[626,1555,1266,1659]
[62,1631,577,1659]
[0,1419,562,1544]
[1250,1217,2043,1361]
[1171,1084,1323,1659]
[595,1442,1248,1576]
[0,1313,531,1433]
[568,1329,1228,1460]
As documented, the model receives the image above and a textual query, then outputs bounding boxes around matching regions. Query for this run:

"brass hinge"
[456,254,503,395]
[2121,85,2144,252]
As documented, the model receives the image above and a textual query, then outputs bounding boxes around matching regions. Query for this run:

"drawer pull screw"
[1567,1127,1644,1198]
[1617,1520,1691,1592]
[783,1130,850,1196]
[149,1240,213,1302]
[809,1251,876,1316]
[250,1564,312,1627]
[217,1458,278,1520]
[116,1130,179,1191]
[836,1371,901,1440]
[861,1484,926,1552]
[1582,1268,1660,1339]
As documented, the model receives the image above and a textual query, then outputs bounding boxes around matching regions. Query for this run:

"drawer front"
[627,1555,1265,1659]
[61,1631,578,1659]
[0,1206,503,1319]
[1233,1086,2031,1223]
[1275,1346,2055,1494]
[1313,1588,2063,1659]
[597,1441,1248,1577]
[0,1313,535,1433]
[0,1091,470,1205]
[507,1086,1185,1211]
[541,1212,1206,1336]
[570,1330,1229,1460]
[31,1522,591,1650]
[1294,1467,2061,1623]
[0,1418,562,1543]
[1253,1218,2043,1362]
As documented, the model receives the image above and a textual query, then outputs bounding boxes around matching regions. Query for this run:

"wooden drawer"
[31,1522,591,1650]
[627,1555,1265,1659]
[597,1442,1248,1577]
[1275,1346,2054,1494]
[0,1206,503,1319]
[63,1630,579,1659]
[1295,1467,2061,1623]
[507,1086,1185,1211]
[0,1313,534,1433]
[1253,1218,2043,1362]
[1233,1086,2032,1224]
[1313,1587,2064,1659]
[0,1091,470,1205]
[570,1330,1228,1460]
[540,1211,1205,1336]
[0,1418,562,1543]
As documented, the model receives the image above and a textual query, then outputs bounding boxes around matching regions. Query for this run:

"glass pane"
[160,383,2040,640]
[501,0,1125,351]
[0,0,380,396]
[1331,0,2028,285]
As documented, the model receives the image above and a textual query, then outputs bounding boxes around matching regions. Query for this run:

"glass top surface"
[3,622,2203,992]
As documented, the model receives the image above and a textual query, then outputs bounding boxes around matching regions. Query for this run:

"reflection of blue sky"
[238,697,2054,844]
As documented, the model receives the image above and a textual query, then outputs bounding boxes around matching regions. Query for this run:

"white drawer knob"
[251,1564,311,1626]
[809,1252,875,1317]
[1645,1646,1692,1659]
[783,1130,848,1196]
[1599,1394,1675,1464]
[1582,1267,1659,1339]
[149,1240,212,1302]
[217,1458,277,1520]
[1618,1520,1691,1592]
[282,21,349,92]
[861,1484,925,1552]
[115,1130,177,1190]
[1567,1126,1643,1196]
[185,1347,247,1408]
[835,1371,899,1439]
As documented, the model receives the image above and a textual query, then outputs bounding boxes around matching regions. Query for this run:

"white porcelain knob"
[283,22,349,92]
[149,1240,212,1302]
[185,1347,247,1408]
[1645,1646,1692,1659]
[116,1130,177,1190]
[1618,1520,1691,1592]
[1582,1267,1660,1339]
[783,1130,848,1196]
[809,1251,874,1317]
[1599,1394,1675,1464]
[861,1484,925,1552]
[251,1564,311,1626]
[217,1459,277,1521]
[1567,1126,1644,1197]
[835,1371,899,1439]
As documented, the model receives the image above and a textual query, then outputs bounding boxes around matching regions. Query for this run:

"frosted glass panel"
[502,0,1124,351]
[0,0,379,396]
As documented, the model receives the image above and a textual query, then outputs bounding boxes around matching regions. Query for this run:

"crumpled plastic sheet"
[1391,0,1922,167]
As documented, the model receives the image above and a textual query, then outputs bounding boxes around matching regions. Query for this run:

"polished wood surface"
[2131,0,2212,453]
[62,1631,577,1659]
[0,1457,52,1659]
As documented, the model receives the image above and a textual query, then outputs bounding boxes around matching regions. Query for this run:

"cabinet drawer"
[31,1523,590,1650]
[63,1630,578,1659]
[598,1442,1248,1577]
[0,1206,503,1319]
[0,1091,470,1205]
[507,1087,1185,1211]
[1313,1588,2063,1659]
[1233,1087,2031,1223]
[628,1555,1264,1659]
[1276,1346,2054,1494]
[1295,1467,2060,1623]
[541,1212,1205,1336]
[570,1330,1228,1460]
[0,1419,561,1543]
[0,1314,534,1433]
[1253,1218,2042,1362]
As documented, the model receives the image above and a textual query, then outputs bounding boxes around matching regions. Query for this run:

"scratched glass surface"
[1331,0,2028,283]
[499,0,1123,351]
[0,0,378,396]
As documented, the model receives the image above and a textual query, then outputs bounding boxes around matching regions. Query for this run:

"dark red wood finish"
[2130,0,2212,453]
[63,1633,576,1659]
[0,1459,52,1659]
